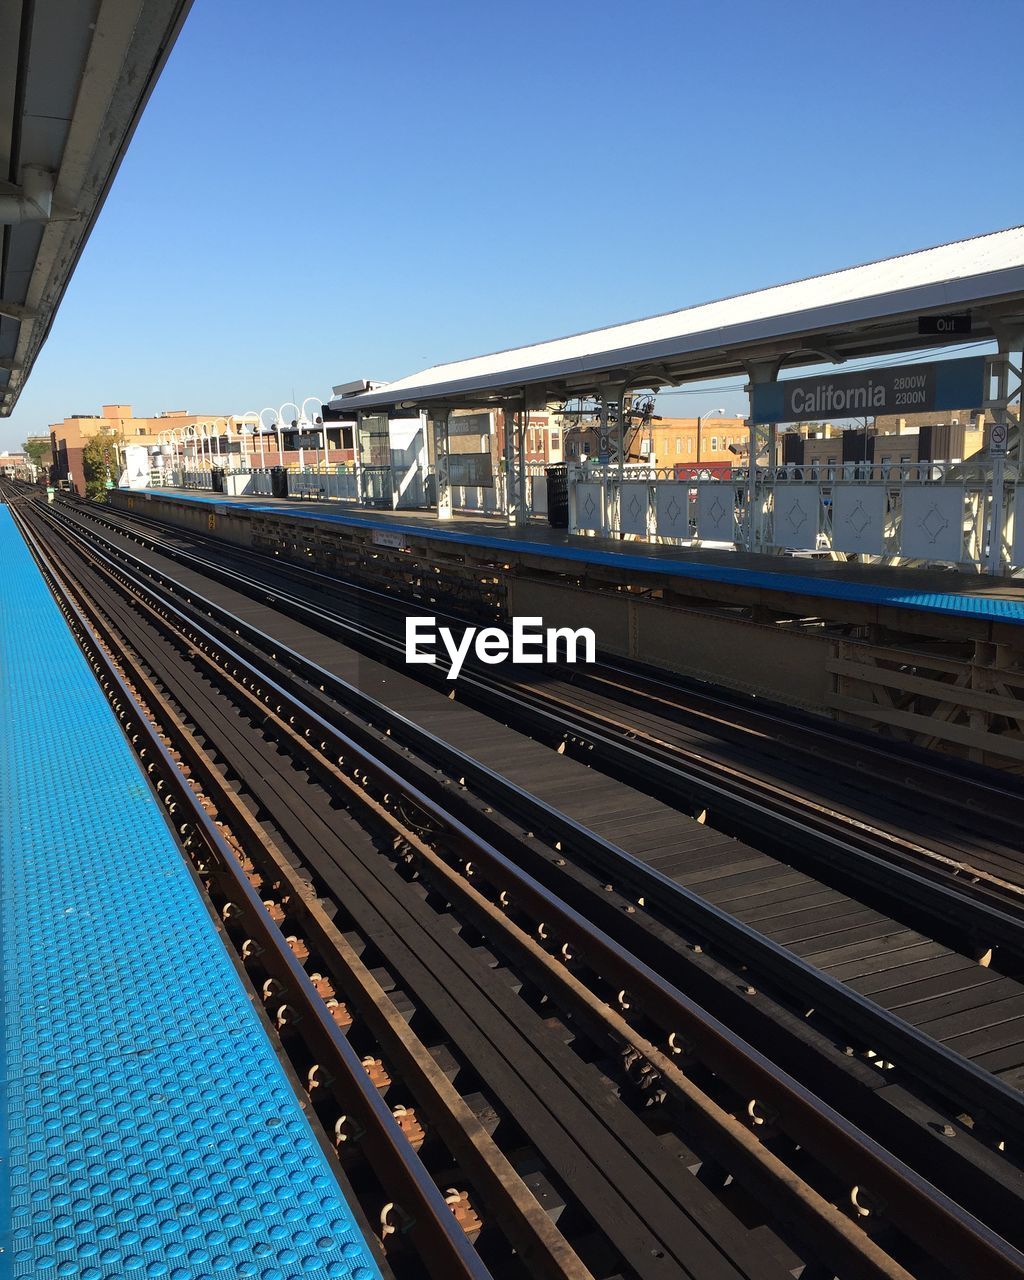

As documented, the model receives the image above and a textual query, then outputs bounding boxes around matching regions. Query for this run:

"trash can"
[211,467,225,493]
[546,464,568,528]
[270,466,289,498]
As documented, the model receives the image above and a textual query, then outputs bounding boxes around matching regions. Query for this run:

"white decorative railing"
[427,466,549,518]
[567,463,1023,570]
[159,462,555,520]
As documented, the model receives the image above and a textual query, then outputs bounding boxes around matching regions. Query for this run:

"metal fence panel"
[900,486,966,561]
[654,482,692,540]
[619,482,650,535]
[695,483,736,542]
[831,484,887,555]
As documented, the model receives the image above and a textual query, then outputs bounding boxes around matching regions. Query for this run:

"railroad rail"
[53,488,1024,906]
[33,496,1024,998]
[5,483,1024,1278]
[15,491,1024,1157]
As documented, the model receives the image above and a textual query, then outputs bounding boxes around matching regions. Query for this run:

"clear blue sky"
[3,0,1022,448]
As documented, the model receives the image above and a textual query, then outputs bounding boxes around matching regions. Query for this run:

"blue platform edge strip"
[0,506,382,1280]
[138,488,1024,625]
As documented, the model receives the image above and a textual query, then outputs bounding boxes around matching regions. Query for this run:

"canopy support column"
[597,383,626,537]
[432,407,452,521]
[516,394,529,528]
[352,413,363,502]
[984,320,1024,574]
[501,398,525,526]
[742,358,783,552]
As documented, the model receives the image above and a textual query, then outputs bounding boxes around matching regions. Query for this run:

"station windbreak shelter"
[326,227,1024,569]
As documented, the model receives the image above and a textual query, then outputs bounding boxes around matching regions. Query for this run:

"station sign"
[372,529,407,549]
[293,432,320,447]
[749,354,987,425]
[449,411,491,437]
[448,452,494,487]
[918,313,971,336]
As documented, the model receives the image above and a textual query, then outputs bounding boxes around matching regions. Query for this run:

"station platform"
[0,505,383,1280]
[110,486,1024,765]
[133,487,1024,627]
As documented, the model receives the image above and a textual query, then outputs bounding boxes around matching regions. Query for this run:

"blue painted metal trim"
[0,508,382,1280]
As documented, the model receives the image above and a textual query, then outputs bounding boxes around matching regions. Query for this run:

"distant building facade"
[50,406,238,492]
[781,407,1015,470]
[642,417,749,466]
[560,402,1020,471]
[431,408,564,484]
[0,451,28,478]
[564,414,748,466]
[49,404,353,491]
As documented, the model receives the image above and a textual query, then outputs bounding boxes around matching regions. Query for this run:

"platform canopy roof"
[328,225,1024,416]
[0,0,193,416]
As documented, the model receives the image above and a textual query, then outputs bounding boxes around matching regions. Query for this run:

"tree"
[82,431,120,501]
[22,437,51,468]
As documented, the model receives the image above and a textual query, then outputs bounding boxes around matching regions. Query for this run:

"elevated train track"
[57,490,1024,897]
[21,494,1024,1082]
[6,482,1024,1279]
[17,492,1024,1083]
[43,491,1024,921]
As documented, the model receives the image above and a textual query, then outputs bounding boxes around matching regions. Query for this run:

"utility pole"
[696,407,724,465]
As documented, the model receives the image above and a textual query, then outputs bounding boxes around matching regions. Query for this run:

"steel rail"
[30,494,1024,1182]
[57,491,1024,825]
[54,496,1024,905]
[53,498,1024,921]
[51,535,894,1280]
[21,497,1024,1280]
[9,500,495,1280]
[26,506,799,1280]
[37,497,1024,1145]
[50,492,1024,918]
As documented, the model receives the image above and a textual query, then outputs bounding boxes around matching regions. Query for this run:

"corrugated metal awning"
[328,226,1024,414]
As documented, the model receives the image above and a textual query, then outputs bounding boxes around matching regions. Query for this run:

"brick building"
[432,409,564,483]
[642,417,748,466]
[564,414,748,466]
[781,407,1016,470]
[49,406,239,492]
[49,404,353,492]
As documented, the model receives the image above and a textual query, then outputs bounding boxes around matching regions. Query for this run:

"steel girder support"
[431,406,452,521]
[742,357,784,552]
[596,384,625,538]
[352,411,364,505]
[517,395,530,528]
[501,398,527,527]
[597,383,626,471]
[982,321,1024,574]
[0,302,34,322]
[0,168,60,224]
